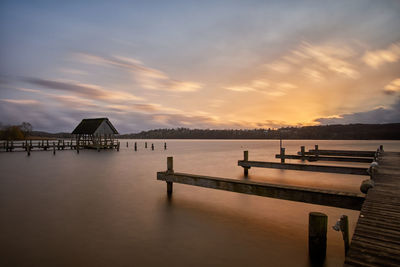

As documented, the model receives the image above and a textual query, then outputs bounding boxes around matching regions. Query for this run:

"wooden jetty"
[0,139,120,153]
[344,151,400,266]
[157,145,400,265]
[157,157,364,210]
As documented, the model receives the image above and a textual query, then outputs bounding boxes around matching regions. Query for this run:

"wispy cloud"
[0,98,41,105]
[23,78,143,102]
[384,78,400,94]
[224,79,291,96]
[272,42,360,79]
[76,53,202,92]
[362,42,400,68]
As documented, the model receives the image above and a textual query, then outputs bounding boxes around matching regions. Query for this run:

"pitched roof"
[71,118,118,134]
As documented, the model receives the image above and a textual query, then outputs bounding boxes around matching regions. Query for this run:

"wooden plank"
[275,154,373,163]
[306,149,375,157]
[238,160,368,175]
[157,171,364,210]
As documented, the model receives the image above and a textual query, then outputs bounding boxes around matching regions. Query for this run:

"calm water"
[1,140,399,267]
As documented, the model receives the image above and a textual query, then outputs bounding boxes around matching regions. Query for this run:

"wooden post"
[151,143,154,150]
[145,142,147,148]
[379,145,384,152]
[53,142,56,155]
[301,146,305,161]
[309,212,327,261]
[167,157,174,196]
[243,151,249,176]
[280,147,285,163]
[315,145,319,160]
[164,142,167,150]
[27,144,31,156]
[340,215,350,256]
[126,141,128,147]
[62,140,65,150]
[77,143,80,154]
[134,142,137,151]
[117,142,120,151]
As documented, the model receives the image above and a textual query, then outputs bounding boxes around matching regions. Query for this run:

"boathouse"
[72,118,119,149]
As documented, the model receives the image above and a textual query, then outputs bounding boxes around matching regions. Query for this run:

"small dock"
[157,145,400,265]
[344,151,400,266]
[0,139,120,153]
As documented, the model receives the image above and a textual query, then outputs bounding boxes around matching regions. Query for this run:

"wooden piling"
[340,215,349,256]
[243,151,249,176]
[309,212,327,261]
[164,142,167,150]
[27,144,31,156]
[301,146,305,161]
[167,157,174,196]
[134,142,137,151]
[151,143,154,150]
[280,147,285,163]
[145,142,147,148]
[117,142,120,151]
[53,142,56,155]
[315,145,319,159]
[126,141,128,147]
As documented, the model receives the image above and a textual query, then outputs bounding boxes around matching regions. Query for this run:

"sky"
[0,0,399,133]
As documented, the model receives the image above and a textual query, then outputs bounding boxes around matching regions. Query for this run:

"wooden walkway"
[345,152,400,266]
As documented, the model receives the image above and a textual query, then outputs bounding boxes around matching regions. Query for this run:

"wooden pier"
[157,145,400,265]
[344,151,400,266]
[0,139,120,152]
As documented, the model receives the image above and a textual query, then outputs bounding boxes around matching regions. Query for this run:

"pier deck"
[345,152,400,266]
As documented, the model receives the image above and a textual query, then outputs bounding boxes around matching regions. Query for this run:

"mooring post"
[164,142,167,150]
[379,145,384,152]
[301,146,305,160]
[280,147,285,163]
[166,157,174,196]
[77,144,80,154]
[27,144,31,156]
[243,151,249,176]
[134,142,137,151]
[309,212,327,261]
[53,142,56,155]
[62,140,65,150]
[151,143,154,150]
[341,215,349,256]
[117,142,120,151]
[126,141,128,147]
[315,145,319,160]
[145,142,148,149]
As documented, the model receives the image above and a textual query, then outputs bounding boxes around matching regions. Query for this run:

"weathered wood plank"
[306,149,376,157]
[238,160,368,175]
[276,154,373,163]
[157,171,364,210]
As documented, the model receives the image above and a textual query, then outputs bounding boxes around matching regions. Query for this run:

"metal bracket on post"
[332,215,350,256]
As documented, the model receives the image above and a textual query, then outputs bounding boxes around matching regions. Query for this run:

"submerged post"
[126,141,128,147]
[243,151,249,176]
[145,142,147,148]
[27,144,31,156]
[280,147,285,163]
[164,142,167,150]
[53,142,56,155]
[166,157,174,196]
[151,143,154,150]
[301,146,305,161]
[134,142,137,151]
[315,145,319,160]
[340,215,350,256]
[309,212,327,262]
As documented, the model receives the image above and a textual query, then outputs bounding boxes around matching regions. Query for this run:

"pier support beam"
[243,151,250,176]
[166,157,174,197]
[309,212,327,262]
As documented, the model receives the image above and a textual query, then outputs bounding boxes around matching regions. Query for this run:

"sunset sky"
[1,0,399,133]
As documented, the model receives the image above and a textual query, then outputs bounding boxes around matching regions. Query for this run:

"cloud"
[0,98,41,105]
[224,79,289,96]
[384,78,400,94]
[362,42,400,68]
[266,42,360,80]
[76,53,202,92]
[23,78,143,102]
[315,98,400,124]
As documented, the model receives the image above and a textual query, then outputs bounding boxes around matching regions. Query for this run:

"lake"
[1,139,399,266]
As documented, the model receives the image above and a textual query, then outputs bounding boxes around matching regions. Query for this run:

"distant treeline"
[2,123,399,140]
[118,124,400,140]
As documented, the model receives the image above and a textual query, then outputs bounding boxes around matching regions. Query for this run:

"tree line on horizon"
[1,122,399,140]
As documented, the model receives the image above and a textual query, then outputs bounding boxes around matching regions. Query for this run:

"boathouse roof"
[72,118,118,135]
